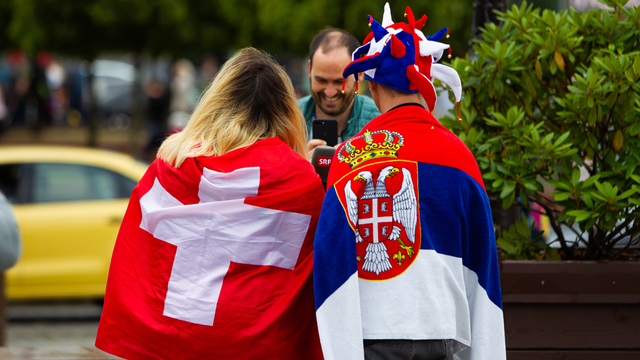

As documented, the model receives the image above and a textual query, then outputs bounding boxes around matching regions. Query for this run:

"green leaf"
[613,129,624,151]
[502,190,516,209]
[520,188,529,208]
[571,167,581,186]
[500,181,516,199]
[583,194,594,208]
[524,181,540,192]
[554,131,571,146]
[515,218,530,238]
[542,133,554,144]
[567,85,583,94]
[634,54,640,75]
[588,107,597,125]
[567,210,592,221]
[535,58,543,81]
[555,50,565,72]
[553,192,572,201]
[497,238,517,254]
[595,181,606,195]
[618,189,636,200]
[588,133,598,150]
[546,179,573,191]
[582,174,600,188]
[625,165,636,179]
[607,92,618,108]
[483,172,501,180]
[494,76,505,96]
[544,248,561,261]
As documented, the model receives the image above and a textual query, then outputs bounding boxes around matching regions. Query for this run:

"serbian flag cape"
[96,137,325,360]
[314,105,505,360]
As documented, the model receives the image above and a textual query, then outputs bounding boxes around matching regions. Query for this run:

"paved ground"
[2,301,121,359]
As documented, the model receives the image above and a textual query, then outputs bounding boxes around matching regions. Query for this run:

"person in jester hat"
[313,4,506,360]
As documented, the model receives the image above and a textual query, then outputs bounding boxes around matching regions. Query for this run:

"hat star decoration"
[342,3,462,120]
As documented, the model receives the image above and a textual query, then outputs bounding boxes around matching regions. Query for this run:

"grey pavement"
[3,301,121,359]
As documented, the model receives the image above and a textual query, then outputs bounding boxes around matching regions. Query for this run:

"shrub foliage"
[443,0,640,260]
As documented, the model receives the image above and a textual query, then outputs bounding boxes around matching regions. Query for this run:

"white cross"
[358,198,392,243]
[139,167,311,326]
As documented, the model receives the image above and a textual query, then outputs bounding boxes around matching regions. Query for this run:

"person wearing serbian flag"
[313,4,506,360]
[96,48,324,360]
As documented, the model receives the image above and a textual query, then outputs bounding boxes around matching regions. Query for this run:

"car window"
[32,163,136,203]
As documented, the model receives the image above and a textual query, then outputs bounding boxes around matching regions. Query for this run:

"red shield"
[335,160,421,281]
[357,197,393,244]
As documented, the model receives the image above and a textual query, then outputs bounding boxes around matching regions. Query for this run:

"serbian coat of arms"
[336,129,420,279]
[342,163,419,280]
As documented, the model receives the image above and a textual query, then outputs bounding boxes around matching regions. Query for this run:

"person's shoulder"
[297,95,315,123]
[297,95,312,106]
[356,94,377,108]
[298,95,314,112]
[354,95,381,120]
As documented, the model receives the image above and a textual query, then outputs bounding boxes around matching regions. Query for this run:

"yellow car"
[0,145,148,300]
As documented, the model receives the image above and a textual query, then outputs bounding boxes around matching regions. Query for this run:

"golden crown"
[338,129,404,168]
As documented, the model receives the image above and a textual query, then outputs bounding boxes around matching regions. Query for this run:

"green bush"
[442,0,640,260]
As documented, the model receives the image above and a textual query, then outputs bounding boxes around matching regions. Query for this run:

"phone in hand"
[312,119,339,147]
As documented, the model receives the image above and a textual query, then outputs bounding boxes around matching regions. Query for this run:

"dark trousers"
[364,339,454,360]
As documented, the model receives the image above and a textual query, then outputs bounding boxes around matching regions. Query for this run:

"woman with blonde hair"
[96,48,325,360]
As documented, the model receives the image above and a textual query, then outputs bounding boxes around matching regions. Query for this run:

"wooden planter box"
[500,261,640,360]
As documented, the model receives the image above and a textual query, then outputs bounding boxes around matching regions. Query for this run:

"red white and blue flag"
[96,137,325,360]
[313,105,506,360]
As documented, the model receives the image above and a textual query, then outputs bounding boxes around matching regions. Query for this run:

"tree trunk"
[471,0,507,41]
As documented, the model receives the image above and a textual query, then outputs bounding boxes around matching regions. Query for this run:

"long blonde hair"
[158,48,308,167]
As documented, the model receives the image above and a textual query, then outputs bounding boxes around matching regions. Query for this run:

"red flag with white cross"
[96,138,325,360]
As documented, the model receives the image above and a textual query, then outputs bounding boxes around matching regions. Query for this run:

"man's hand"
[307,139,327,159]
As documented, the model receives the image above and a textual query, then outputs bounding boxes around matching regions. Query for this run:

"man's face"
[308,47,356,117]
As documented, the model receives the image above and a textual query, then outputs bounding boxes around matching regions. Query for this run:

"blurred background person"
[142,78,170,161]
[45,57,69,127]
[167,58,198,134]
[0,86,7,133]
[197,55,219,92]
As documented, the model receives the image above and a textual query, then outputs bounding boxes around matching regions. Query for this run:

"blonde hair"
[158,48,308,167]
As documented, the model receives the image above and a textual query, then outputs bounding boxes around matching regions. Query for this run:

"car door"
[6,162,137,299]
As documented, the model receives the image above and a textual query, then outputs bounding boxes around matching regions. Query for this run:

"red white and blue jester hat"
[342,3,462,119]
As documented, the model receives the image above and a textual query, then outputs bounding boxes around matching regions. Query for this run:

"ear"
[357,72,365,83]
[307,59,312,77]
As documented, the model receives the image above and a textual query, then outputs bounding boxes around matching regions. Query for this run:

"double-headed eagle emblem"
[344,166,418,275]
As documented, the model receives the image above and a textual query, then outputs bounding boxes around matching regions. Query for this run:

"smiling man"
[299,28,380,154]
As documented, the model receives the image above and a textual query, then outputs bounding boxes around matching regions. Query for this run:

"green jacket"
[298,95,380,141]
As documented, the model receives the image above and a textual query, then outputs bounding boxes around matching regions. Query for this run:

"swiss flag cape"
[96,137,325,360]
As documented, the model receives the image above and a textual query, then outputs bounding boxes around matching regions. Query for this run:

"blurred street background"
[7,301,102,348]
[1,0,639,358]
